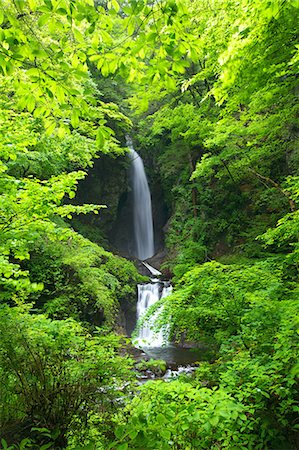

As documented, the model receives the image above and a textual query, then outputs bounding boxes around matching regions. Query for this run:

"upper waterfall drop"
[127,138,154,261]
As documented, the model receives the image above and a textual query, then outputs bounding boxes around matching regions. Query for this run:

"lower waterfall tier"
[133,279,172,348]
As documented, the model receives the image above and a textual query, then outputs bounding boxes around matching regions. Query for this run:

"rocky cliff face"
[73,152,169,260]
[72,154,129,246]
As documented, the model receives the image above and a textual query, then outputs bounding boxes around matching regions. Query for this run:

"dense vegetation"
[0,0,298,448]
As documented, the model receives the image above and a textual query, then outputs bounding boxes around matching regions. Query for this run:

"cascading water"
[127,138,154,261]
[128,140,206,366]
[127,138,171,348]
[134,280,172,348]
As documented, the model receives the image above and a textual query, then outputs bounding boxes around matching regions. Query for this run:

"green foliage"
[1,428,57,449]
[25,235,142,325]
[0,305,134,448]
[132,0,299,275]
[0,169,103,300]
[214,301,299,448]
[116,255,298,449]
[112,380,261,449]
[0,0,298,448]
[135,359,167,377]
[0,95,105,302]
[140,253,298,448]
[260,177,299,262]
[0,0,132,141]
[160,259,288,343]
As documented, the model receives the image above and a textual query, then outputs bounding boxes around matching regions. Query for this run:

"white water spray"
[142,261,162,276]
[134,281,172,348]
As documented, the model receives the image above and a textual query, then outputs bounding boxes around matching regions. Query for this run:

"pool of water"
[141,343,212,366]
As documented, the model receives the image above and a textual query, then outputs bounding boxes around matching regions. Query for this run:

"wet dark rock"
[72,155,129,244]
[146,248,168,273]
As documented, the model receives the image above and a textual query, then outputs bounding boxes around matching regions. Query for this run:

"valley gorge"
[0,1,298,449]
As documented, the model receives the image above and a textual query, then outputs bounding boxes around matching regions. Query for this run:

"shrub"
[0,305,133,448]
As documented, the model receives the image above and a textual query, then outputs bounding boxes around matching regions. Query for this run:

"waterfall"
[142,261,161,276]
[134,280,172,348]
[128,138,154,261]
[127,138,172,349]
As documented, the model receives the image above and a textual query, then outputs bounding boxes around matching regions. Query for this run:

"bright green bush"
[113,296,298,449]
[160,258,286,343]
[142,255,299,448]
[112,380,263,450]
[0,305,134,449]
[23,235,142,326]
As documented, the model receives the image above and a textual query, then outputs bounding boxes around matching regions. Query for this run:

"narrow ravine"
[127,140,209,371]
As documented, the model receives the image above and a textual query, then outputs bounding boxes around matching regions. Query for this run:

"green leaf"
[14,0,25,10]
[26,67,40,78]
[157,413,166,424]
[112,0,120,12]
[71,109,80,128]
[117,444,128,450]
[38,13,50,27]
[73,27,84,43]
[96,128,105,147]
[28,0,37,9]
[20,438,33,449]
[56,8,68,15]
[26,95,36,112]
[160,429,171,440]
[129,430,138,439]
[45,121,56,135]
[44,0,53,11]
[1,438,8,450]
[209,416,219,427]
[40,443,54,450]
[115,426,125,439]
